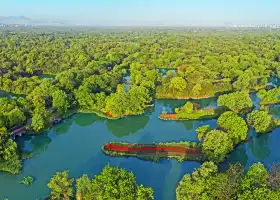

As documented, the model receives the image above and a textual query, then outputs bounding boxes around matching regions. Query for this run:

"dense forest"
[45,162,280,200]
[177,161,280,200]
[47,165,154,200]
[1,27,280,199]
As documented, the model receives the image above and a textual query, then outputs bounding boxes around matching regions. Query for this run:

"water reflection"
[267,76,280,87]
[157,97,218,115]
[106,115,149,138]
[180,121,194,131]
[117,158,172,200]
[138,131,155,143]
[163,160,182,200]
[158,99,186,113]
[17,134,52,155]
[250,92,261,110]
[191,97,217,108]
[74,113,102,127]
[220,144,248,172]
[4,95,280,200]
[269,105,280,118]
[248,133,271,159]
[52,119,74,135]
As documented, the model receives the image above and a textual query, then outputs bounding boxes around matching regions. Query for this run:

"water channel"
[0,81,280,200]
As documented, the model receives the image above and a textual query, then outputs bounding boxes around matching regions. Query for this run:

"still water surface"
[0,93,279,200]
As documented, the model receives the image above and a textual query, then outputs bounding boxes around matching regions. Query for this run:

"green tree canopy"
[52,90,70,115]
[177,162,280,200]
[0,127,21,174]
[76,165,154,200]
[169,77,187,92]
[202,130,234,162]
[217,111,248,145]
[247,110,274,133]
[47,170,74,200]
[217,91,253,114]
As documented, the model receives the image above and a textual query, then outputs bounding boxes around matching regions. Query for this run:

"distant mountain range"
[0,16,73,26]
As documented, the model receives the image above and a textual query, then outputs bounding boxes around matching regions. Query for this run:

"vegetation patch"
[217,91,253,114]
[19,176,34,186]
[177,161,280,200]
[258,87,280,105]
[159,101,222,120]
[247,110,280,133]
[0,128,22,174]
[102,142,204,162]
[47,165,154,200]
[197,111,248,162]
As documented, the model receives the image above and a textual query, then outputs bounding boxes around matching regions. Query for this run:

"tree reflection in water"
[17,134,52,156]
[219,144,248,172]
[106,115,149,138]
[248,133,271,159]
[74,113,103,127]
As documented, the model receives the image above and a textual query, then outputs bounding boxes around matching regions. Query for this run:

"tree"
[267,164,280,191]
[247,110,274,133]
[105,86,151,118]
[0,97,27,129]
[136,185,154,200]
[169,77,187,92]
[7,107,26,128]
[217,111,248,145]
[233,73,250,90]
[90,165,154,200]
[196,125,211,141]
[48,170,74,200]
[217,91,253,114]
[76,174,92,200]
[31,113,45,132]
[116,84,126,94]
[183,101,194,113]
[176,101,194,114]
[177,162,280,200]
[216,163,244,200]
[52,90,70,115]
[202,130,233,162]
[31,106,51,132]
[192,83,202,97]
[257,87,280,105]
[176,161,219,200]
[0,128,21,174]
[238,163,269,200]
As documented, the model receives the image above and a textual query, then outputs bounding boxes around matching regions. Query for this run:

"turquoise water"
[221,127,280,171]
[0,86,279,200]
[0,99,219,200]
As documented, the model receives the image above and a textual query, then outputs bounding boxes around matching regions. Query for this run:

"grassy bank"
[159,108,222,121]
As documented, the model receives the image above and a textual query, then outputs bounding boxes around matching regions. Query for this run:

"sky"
[1,0,280,26]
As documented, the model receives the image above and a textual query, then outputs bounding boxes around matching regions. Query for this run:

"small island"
[102,142,204,162]
[258,87,280,106]
[159,101,221,120]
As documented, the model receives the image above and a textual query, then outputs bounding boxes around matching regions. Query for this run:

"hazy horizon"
[1,0,280,26]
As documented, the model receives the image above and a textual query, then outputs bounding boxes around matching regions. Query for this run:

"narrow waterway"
[0,80,280,200]
[1,99,218,200]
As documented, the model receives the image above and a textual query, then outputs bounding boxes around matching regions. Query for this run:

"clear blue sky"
[1,0,280,25]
